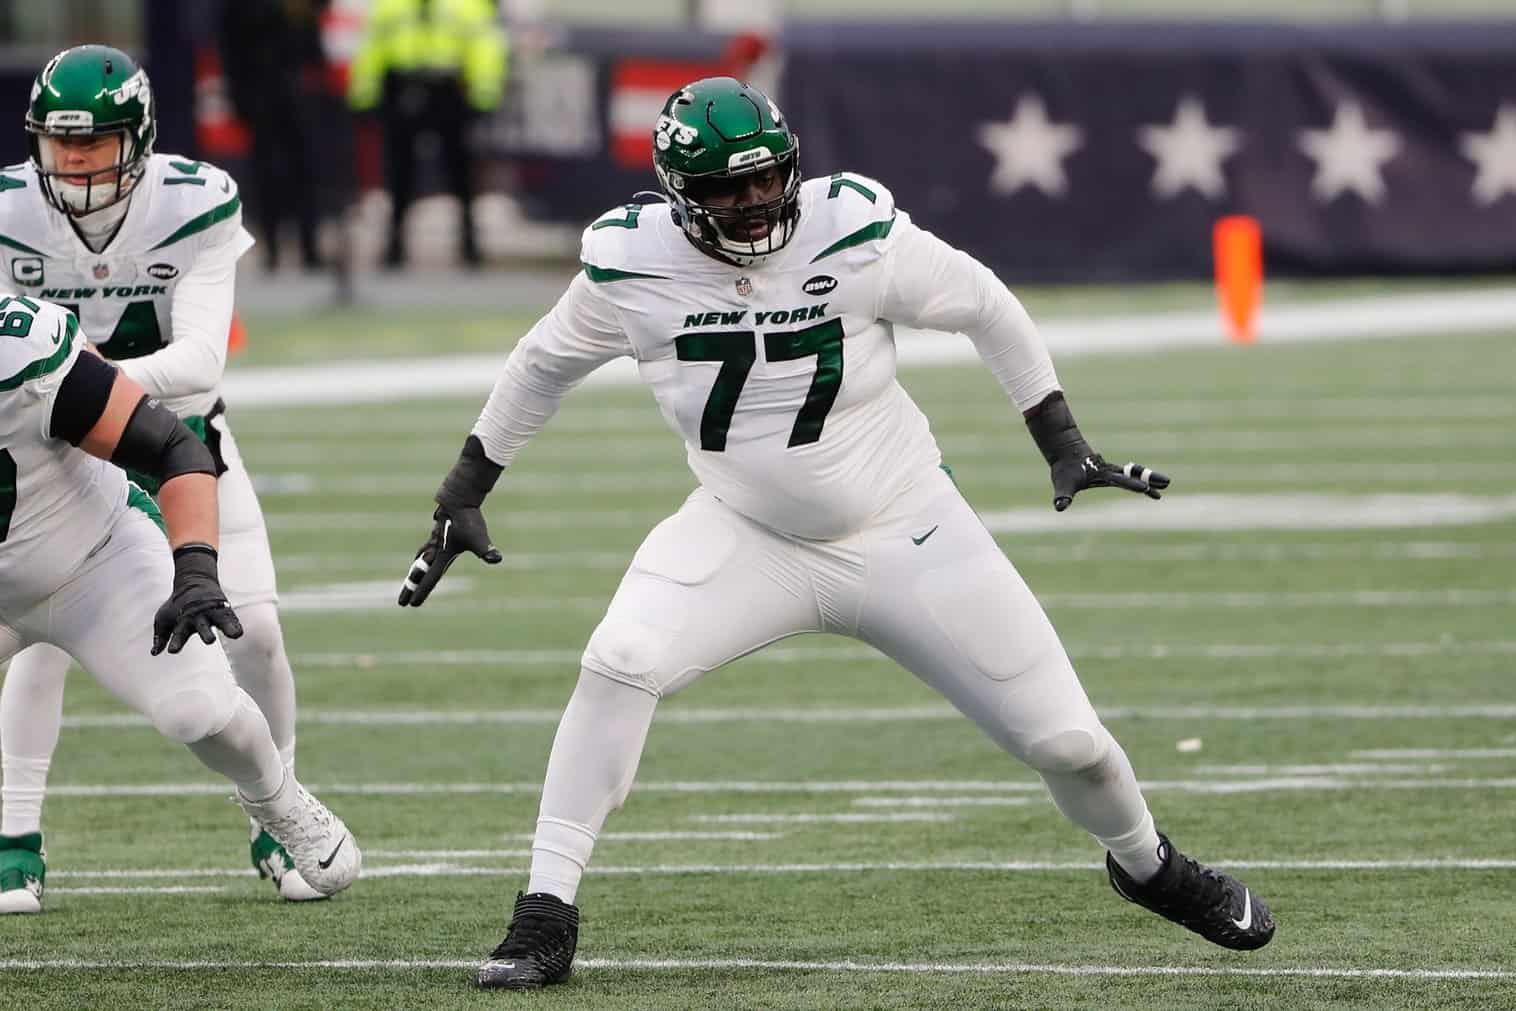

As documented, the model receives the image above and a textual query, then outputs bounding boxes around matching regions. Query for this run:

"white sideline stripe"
[1353,749,1516,759]
[49,886,227,896]
[44,776,1516,800]
[1193,764,1450,775]
[1,955,1511,981]
[980,494,1516,533]
[48,858,1516,883]
[270,542,1516,573]
[264,496,1516,535]
[277,639,1516,670]
[688,813,956,824]
[2,956,1512,981]
[272,584,1516,615]
[240,395,1516,433]
[221,287,1516,409]
[504,831,783,842]
[59,699,1516,731]
[253,462,1516,498]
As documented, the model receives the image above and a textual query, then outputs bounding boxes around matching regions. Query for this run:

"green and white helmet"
[25,45,156,217]
[652,77,801,266]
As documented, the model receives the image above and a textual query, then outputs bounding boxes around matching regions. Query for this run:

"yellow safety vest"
[348,0,508,112]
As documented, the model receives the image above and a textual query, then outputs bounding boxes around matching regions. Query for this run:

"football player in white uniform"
[0,46,318,906]
[398,78,1277,989]
[0,296,359,915]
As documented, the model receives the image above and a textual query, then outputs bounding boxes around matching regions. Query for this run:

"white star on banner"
[977,95,1084,198]
[1137,95,1243,200]
[1461,104,1516,206]
[1297,101,1401,205]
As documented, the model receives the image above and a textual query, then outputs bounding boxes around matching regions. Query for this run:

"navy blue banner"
[781,21,1516,281]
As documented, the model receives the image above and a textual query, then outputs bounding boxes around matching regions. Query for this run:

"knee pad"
[149,686,237,744]
[581,618,670,697]
[1022,724,1112,776]
[222,602,283,671]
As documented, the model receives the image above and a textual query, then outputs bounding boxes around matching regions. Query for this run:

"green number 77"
[675,317,844,452]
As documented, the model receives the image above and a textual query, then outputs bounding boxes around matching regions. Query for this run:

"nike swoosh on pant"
[318,835,347,870]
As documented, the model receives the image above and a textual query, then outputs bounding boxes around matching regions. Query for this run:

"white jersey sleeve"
[471,267,632,466]
[878,216,1060,412]
[0,297,129,610]
[115,161,250,410]
[0,297,82,441]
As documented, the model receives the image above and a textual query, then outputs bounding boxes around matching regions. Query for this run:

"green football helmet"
[652,77,801,266]
[25,45,156,217]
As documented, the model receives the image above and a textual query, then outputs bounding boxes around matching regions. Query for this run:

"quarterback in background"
[0,46,316,909]
[400,78,1277,989]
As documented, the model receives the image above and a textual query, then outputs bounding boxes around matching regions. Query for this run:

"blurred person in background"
[347,0,508,268]
[0,45,326,908]
[219,0,331,272]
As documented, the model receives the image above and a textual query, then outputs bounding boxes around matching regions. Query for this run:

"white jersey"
[0,297,127,611]
[474,173,1060,540]
[0,153,254,419]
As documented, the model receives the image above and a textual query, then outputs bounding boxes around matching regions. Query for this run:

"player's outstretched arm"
[398,435,503,607]
[56,351,243,652]
[874,214,1170,512]
[1023,391,1170,512]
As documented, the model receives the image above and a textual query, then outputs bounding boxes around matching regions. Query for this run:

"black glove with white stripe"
[1025,391,1170,512]
[398,436,504,607]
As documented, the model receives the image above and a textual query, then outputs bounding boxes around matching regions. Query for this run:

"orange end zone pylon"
[228,312,247,355]
[1213,215,1262,344]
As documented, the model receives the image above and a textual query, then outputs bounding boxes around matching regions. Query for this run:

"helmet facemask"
[661,143,802,266]
[30,127,142,217]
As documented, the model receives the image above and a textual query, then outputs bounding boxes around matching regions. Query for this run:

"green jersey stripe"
[148,194,241,251]
[0,233,45,256]
[810,213,897,263]
[0,313,76,391]
[582,262,668,283]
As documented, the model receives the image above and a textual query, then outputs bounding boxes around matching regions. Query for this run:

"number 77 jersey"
[562,173,942,540]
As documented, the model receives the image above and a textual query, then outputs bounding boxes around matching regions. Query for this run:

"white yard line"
[848,797,1035,808]
[688,813,955,824]
[504,831,783,841]
[47,857,1516,882]
[1353,749,1516,759]
[49,886,227,896]
[43,775,1516,799]
[2,956,1511,980]
[59,698,1516,731]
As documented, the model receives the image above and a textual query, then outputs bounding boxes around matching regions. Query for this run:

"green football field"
[2,298,1514,1009]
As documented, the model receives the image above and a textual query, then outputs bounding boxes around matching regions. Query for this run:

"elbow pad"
[111,395,217,484]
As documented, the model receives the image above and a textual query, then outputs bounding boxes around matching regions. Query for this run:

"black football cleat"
[1107,833,1276,951]
[475,891,580,990]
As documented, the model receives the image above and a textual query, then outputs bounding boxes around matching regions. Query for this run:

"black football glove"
[152,544,244,655]
[398,435,504,607]
[1025,392,1171,512]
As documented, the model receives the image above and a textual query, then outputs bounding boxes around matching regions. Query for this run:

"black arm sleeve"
[48,351,119,446]
[110,394,218,484]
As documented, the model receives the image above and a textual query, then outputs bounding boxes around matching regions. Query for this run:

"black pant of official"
[379,71,481,268]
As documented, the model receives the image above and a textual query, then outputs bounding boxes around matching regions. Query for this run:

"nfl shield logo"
[92,262,110,280]
[735,276,752,297]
